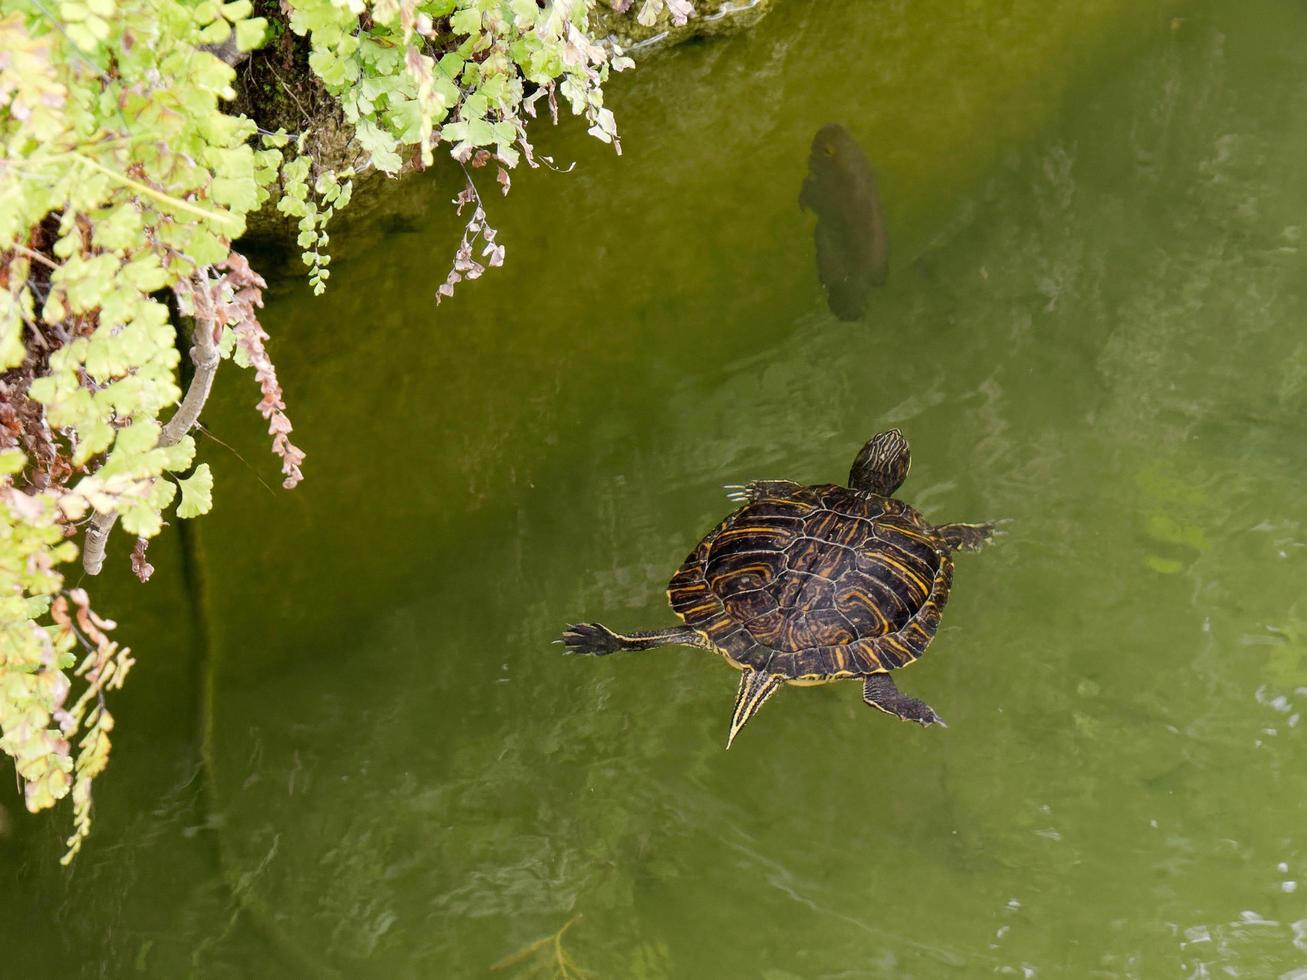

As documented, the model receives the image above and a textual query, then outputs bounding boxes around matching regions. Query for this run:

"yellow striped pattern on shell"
[667,483,952,681]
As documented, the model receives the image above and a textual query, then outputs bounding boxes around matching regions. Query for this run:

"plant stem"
[70,153,241,229]
[83,274,221,575]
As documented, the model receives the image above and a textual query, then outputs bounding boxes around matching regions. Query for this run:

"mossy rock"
[232,1,777,243]
[590,0,775,55]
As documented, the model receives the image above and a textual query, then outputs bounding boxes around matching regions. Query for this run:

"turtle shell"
[667,483,952,681]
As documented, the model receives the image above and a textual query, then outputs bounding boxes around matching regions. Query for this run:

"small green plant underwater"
[0,0,633,860]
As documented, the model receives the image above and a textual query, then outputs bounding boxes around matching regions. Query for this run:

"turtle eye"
[823,145,836,157]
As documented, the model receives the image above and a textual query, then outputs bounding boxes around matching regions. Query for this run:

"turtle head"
[849,429,911,496]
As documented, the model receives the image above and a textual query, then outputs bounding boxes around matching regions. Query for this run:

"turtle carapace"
[558,430,998,748]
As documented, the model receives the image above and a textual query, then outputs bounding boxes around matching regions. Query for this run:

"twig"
[82,272,221,575]
[28,0,116,84]
[8,242,59,271]
[265,61,314,130]
[553,915,580,979]
[194,422,278,497]
[70,153,240,229]
[490,914,589,978]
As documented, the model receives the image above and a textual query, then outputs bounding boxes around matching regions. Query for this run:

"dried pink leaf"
[130,538,153,583]
[221,253,306,490]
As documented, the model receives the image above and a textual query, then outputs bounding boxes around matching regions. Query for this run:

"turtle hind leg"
[727,668,784,748]
[556,623,710,656]
[935,521,999,552]
[862,673,947,728]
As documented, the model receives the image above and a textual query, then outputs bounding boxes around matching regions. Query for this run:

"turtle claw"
[557,622,623,656]
[863,675,947,728]
[901,702,947,728]
[939,521,1001,552]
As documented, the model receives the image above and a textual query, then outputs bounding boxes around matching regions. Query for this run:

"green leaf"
[75,417,114,466]
[210,175,259,211]
[354,121,403,173]
[235,17,267,52]
[198,18,232,44]
[467,118,495,146]
[121,254,169,293]
[114,421,161,457]
[176,464,214,518]
[461,91,488,120]
[440,120,468,143]
[260,129,291,149]
[42,292,66,324]
[0,449,27,476]
[121,499,164,538]
[27,377,57,405]
[66,22,99,51]
[437,52,464,79]
[91,205,145,253]
[159,435,197,472]
[450,6,481,35]
[148,476,178,510]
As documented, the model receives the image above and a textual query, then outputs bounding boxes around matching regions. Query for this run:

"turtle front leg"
[934,521,999,552]
[723,480,804,505]
[862,673,947,728]
[556,624,712,656]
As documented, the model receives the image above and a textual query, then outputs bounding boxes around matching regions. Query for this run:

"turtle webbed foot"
[901,700,948,728]
[556,622,624,655]
[936,521,1001,553]
[722,480,802,505]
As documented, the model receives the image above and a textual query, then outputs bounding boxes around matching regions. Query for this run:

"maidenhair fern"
[0,0,634,860]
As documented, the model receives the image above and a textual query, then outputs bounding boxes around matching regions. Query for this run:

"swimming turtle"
[558,430,998,747]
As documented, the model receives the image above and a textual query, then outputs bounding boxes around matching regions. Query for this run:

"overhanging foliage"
[0,0,631,861]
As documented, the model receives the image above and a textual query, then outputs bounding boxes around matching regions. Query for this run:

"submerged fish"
[799,123,889,321]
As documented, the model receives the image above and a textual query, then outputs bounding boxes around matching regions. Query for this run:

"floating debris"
[491,914,594,979]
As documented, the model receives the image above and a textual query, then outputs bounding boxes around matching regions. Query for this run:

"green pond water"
[6,0,1307,976]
